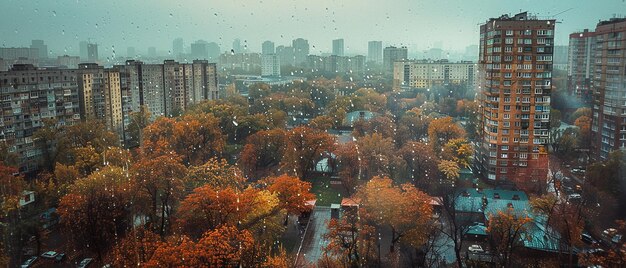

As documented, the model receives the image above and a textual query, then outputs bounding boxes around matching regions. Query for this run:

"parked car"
[21,256,38,268]
[568,193,582,201]
[41,251,58,259]
[581,233,598,245]
[55,253,66,262]
[468,244,485,253]
[77,258,94,268]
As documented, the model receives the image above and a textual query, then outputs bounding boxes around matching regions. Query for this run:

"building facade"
[307,55,365,75]
[368,41,383,64]
[392,60,477,90]
[475,12,554,187]
[333,39,344,56]
[567,29,596,106]
[77,63,123,133]
[262,41,275,55]
[0,64,81,173]
[261,54,281,77]
[590,18,626,159]
[293,38,310,65]
[383,46,408,73]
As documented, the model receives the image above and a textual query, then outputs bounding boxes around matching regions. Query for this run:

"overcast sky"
[1,0,625,57]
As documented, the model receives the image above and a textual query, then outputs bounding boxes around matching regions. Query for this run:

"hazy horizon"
[2,0,625,58]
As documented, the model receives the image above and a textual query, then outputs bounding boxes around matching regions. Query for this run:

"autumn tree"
[239,129,287,179]
[486,208,533,267]
[309,115,335,131]
[58,166,133,259]
[185,157,245,191]
[145,226,261,267]
[437,160,460,184]
[132,152,187,236]
[441,138,473,168]
[357,177,434,254]
[0,163,26,216]
[427,117,466,152]
[266,174,315,215]
[281,126,335,179]
[531,194,584,266]
[323,209,377,267]
[335,142,361,194]
[108,227,162,267]
[126,105,152,148]
[352,115,396,140]
[175,185,257,238]
[356,133,401,181]
[172,113,225,165]
[396,108,432,146]
[574,115,592,147]
[398,141,439,190]
[143,113,225,165]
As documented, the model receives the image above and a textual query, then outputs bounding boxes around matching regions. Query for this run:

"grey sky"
[1,0,625,57]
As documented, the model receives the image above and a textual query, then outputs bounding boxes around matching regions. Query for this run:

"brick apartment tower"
[590,18,626,160]
[476,12,554,190]
[567,29,596,106]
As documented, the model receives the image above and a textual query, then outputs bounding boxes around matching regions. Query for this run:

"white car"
[40,251,58,259]
[468,244,484,253]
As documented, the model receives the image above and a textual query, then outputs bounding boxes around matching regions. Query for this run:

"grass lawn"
[308,176,345,206]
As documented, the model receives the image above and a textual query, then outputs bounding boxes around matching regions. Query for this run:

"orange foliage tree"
[145,226,260,267]
[57,166,133,259]
[356,177,434,253]
[323,209,377,267]
[575,115,592,146]
[486,208,533,267]
[266,174,315,215]
[427,117,466,152]
[175,185,258,239]
[281,126,335,179]
[108,227,163,267]
[239,129,287,179]
[142,113,225,166]
[398,141,439,189]
[132,152,187,236]
[185,157,245,191]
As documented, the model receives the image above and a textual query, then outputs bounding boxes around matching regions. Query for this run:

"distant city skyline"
[1,0,624,58]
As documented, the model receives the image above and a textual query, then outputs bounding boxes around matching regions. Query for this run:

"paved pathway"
[295,206,331,266]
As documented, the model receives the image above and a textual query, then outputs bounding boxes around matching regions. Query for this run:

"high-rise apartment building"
[0,47,39,60]
[368,41,383,64]
[262,54,281,77]
[332,39,344,56]
[476,12,554,187]
[276,46,295,66]
[115,60,218,120]
[87,43,98,62]
[233,38,242,53]
[79,41,88,60]
[262,41,275,55]
[30,40,48,59]
[567,29,596,106]
[191,41,209,60]
[383,46,408,73]
[306,55,365,75]
[292,38,309,65]
[590,18,626,160]
[77,63,123,133]
[393,60,476,90]
[173,38,184,59]
[0,64,81,173]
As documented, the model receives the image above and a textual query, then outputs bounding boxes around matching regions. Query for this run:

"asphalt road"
[295,206,331,267]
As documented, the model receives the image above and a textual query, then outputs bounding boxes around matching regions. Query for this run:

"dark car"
[55,253,66,262]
